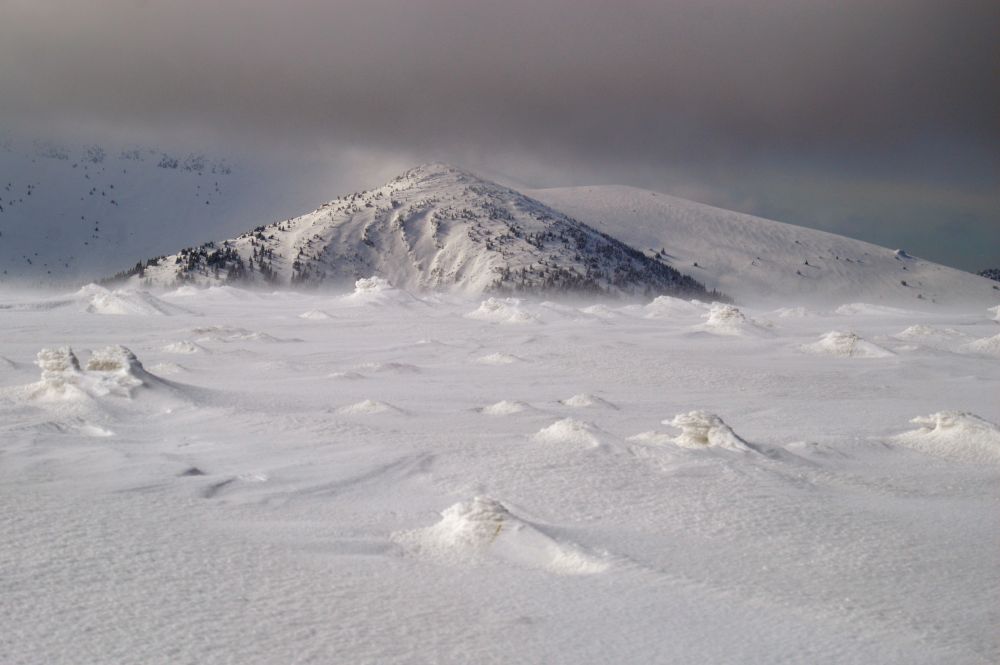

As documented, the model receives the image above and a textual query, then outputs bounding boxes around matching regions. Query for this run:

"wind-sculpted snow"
[663,411,752,451]
[2,289,998,664]
[894,412,1000,464]
[962,333,1000,358]
[465,297,539,324]
[801,331,894,358]
[533,418,604,448]
[30,345,155,400]
[77,284,187,316]
[394,497,611,575]
[696,303,770,336]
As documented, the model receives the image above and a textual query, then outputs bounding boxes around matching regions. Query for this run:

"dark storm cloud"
[2,0,997,155]
[1,0,997,268]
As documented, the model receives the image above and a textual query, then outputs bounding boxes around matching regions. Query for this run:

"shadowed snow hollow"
[894,412,1000,464]
[802,331,893,358]
[663,411,752,451]
[393,497,610,575]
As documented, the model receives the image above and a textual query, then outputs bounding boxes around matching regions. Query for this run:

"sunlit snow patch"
[465,298,539,324]
[894,412,1000,465]
[393,497,610,575]
[662,411,752,451]
[801,331,893,358]
[533,418,602,448]
[478,400,530,416]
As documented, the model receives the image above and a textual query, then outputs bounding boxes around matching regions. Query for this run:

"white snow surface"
[1,285,998,664]
[528,185,999,307]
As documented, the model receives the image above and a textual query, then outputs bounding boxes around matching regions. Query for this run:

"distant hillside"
[529,185,1000,307]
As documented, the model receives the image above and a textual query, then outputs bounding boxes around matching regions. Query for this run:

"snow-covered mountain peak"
[128,165,712,299]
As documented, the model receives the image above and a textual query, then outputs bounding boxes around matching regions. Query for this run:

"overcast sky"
[1,0,997,270]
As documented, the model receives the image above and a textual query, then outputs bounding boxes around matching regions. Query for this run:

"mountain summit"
[119,163,714,299]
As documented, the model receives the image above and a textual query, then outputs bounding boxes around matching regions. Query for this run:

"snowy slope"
[0,138,298,284]
[132,164,711,299]
[529,186,1000,307]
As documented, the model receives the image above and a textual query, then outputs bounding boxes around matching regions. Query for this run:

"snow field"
[1,284,998,664]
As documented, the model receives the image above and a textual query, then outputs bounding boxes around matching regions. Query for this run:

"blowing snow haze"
[0,0,997,274]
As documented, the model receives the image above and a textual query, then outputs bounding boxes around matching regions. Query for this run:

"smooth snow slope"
[1,284,998,664]
[529,186,1000,307]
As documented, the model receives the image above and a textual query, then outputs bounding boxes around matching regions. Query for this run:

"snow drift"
[663,411,752,451]
[394,497,610,575]
[894,412,1000,465]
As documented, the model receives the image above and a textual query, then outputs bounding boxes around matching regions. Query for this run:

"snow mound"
[479,400,529,416]
[465,298,538,324]
[644,296,706,318]
[801,331,894,358]
[989,305,1000,322]
[341,277,416,306]
[662,411,752,451]
[696,303,766,336]
[962,333,1000,358]
[162,341,205,354]
[31,345,156,399]
[78,284,183,316]
[560,393,616,409]
[298,309,332,320]
[337,399,399,415]
[533,418,602,448]
[475,352,522,365]
[894,412,1000,464]
[394,497,610,575]
[578,304,619,319]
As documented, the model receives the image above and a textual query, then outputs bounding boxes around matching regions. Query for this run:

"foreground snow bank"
[394,497,610,575]
[894,412,1000,465]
